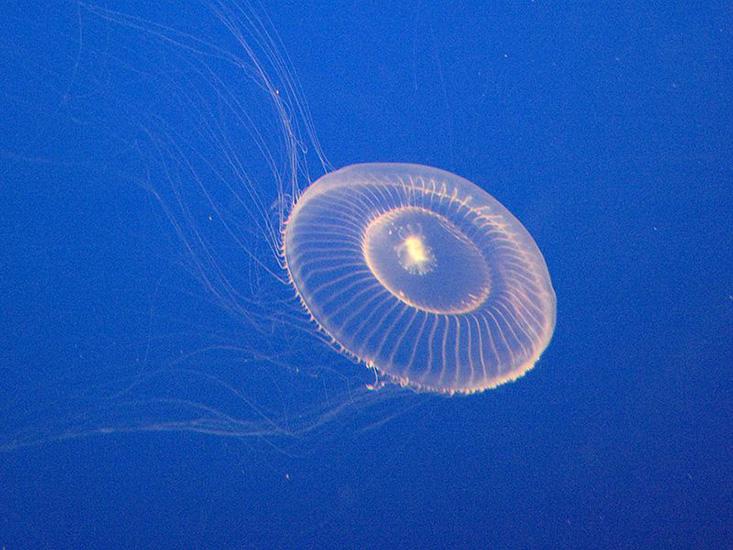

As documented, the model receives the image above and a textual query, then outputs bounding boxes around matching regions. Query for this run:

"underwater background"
[1,1,731,548]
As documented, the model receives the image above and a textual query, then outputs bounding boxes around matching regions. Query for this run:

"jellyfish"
[285,163,556,394]
[1,2,557,452]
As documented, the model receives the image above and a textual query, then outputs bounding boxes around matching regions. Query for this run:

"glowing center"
[396,235,435,275]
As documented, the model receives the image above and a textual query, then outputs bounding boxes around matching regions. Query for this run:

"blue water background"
[1,1,731,548]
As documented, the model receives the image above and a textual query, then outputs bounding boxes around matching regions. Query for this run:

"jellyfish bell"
[284,163,556,394]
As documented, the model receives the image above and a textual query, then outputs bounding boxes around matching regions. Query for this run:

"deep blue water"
[1,1,731,548]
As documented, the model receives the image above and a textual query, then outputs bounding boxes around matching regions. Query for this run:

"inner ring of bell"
[362,206,492,315]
